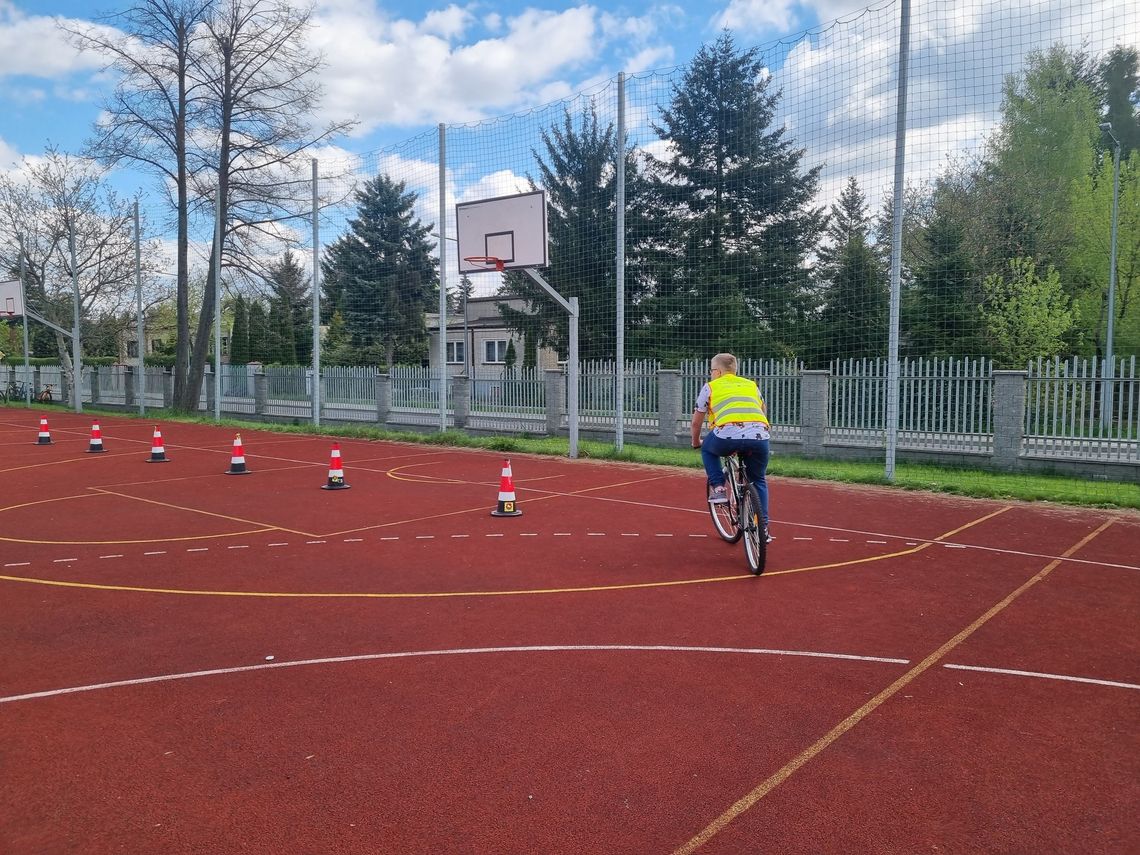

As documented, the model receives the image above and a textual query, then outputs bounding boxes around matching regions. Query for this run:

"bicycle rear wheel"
[708,457,742,543]
[741,484,767,575]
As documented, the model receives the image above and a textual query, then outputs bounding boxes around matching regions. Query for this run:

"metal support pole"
[438,123,448,432]
[312,158,322,427]
[69,222,82,413]
[213,184,223,420]
[19,234,30,405]
[1100,126,1121,431]
[885,0,911,481]
[135,200,144,415]
[568,297,579,459]
[615,71,626,452]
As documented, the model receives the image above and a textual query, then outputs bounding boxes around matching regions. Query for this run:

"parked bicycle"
[707,450,767,575]
[2,380,28,404]
[36,383,54,403]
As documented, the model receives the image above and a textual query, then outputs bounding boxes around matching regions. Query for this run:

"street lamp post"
[1098,122,1121,431]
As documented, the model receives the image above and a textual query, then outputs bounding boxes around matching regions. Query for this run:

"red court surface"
[1,411,1138,854]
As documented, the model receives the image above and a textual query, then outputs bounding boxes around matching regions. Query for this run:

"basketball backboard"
[456,190,548,273]
[0,279,24,317]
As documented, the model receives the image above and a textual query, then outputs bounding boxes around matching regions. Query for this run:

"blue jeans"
[702,433,770,522]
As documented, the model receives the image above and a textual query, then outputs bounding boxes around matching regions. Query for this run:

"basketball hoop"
[463,255,506,273]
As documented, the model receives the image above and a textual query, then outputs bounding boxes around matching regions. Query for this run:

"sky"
[0,0,1135,292]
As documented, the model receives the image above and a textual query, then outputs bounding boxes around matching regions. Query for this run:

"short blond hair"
[711,353,737,374]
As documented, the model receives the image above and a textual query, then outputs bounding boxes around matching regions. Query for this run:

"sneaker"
[708,485,728,505]
[764,529,773,544]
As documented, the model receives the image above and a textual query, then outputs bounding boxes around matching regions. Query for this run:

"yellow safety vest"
[708,374,770,429]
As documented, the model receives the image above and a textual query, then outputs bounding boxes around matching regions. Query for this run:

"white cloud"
[713,0,798,36]
[420,5,473,40]
[0,134,20,169]
[0,1,114,79]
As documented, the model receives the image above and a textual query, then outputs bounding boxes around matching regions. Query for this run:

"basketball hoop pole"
[520,268,579,459]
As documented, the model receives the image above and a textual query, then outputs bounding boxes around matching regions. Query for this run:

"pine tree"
[640,33,825,359]
[248,300,269,363]
[266,250,311,365]
[320,174,438,367]
[814,178,888,364]
[496,104,646,360]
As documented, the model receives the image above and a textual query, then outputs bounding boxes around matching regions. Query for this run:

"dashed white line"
[587,532,605,537]
[227,545,249,550]
[186,548,208,553]
[344,538,363,543]
[794,537,813,541]
[306,540,326,545]
[53,558,78,564]
[99,555,123,560]
[415,536,434,540]
[621,533,640,537]
[450,534,469,538]
[943,544,967,549]
[868,540,887,544]
[486,533,504,538]
[688,533,708,538]
[380,537,399,541]
[553,533,571,537]
[268,543,289,548]
[144,551,166,556]
[4,562,30,567]
[520,533,538,537]
[830,538,849,542]
[655,533,673,537]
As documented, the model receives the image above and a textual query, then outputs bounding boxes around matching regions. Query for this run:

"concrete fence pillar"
[545,369,565,436]
[375,373,390,424]
[161,369,173,409]
[90,366,101,404]
[657,369,682,443]
[252,364,267,414]
[453,374,470,428]
[992,370,1027,471]
[123,366,135,408]
[205,365,215,413]
[801,370,830,458]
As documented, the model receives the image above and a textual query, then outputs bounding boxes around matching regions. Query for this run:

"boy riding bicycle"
[690,352,771,538]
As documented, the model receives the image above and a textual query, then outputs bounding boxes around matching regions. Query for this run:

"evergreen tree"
[267,297,297,364]
[230,295,250,363]
[320,174,438,367]
[640,33,825,360]
[1099,46,1140,159]
[815,178,888,364]
[248,300,269,362]
[266,250,311,365]
[496,104,647,360]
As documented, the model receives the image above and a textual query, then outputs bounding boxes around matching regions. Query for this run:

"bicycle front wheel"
[708,459,742,543]
[741,484,767,575]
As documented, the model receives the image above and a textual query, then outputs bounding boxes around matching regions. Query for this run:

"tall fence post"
[90,365,101,405]
[123,365,135,408]
[801,370,830,458]
[205,365,215,414]
[657,369,681,443]
[545,369,565,437]
[162,368,174,410]
[253,364,267,415]
[375,372,390,425]
[453,374,470,429]
[992,370,1027,471]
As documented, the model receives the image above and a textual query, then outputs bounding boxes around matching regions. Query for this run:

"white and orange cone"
[35,416,52,445]
[490,458,522,517]
[146,425,169,463]
[86,420,105,453]
[224,433,250,475]
[320,442,351,490]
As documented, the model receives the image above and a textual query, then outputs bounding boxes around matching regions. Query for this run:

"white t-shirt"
[695,382,771,440]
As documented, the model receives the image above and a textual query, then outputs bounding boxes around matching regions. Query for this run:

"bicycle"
[35,384,54,403]
[4,380,28,403]
[707,451,767,575]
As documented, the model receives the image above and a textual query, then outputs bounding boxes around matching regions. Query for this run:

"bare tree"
[65,0,213,407]
[0,148,165,384]
[181,0,353,409]
[66,0,352,412]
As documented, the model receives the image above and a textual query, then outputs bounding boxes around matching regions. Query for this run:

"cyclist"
[690,352,771,536]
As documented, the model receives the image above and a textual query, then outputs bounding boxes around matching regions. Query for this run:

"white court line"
[944,663,1140,691]
[227,545,249,550]
[4,562,29,567]
[344,539,363,543]
[306,540,326,545]
[268,543,289,548]
[415,536,434,540]
[99,555,123,560]
[186,548,208,553]
[53,558,77,564]
[0,644,911,705]
[143,551,166,556]
[450,534,468,538]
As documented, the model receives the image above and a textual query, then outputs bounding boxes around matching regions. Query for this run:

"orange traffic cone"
[35,416,52,445]
[320,442,351,490]
[224,433,250,474]
[490,458,522,517]
[146,426,169,463]
[86,420,105,453]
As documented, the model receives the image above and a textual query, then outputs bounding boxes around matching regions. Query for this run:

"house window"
[483,340,508,364]
[446,340,465,364]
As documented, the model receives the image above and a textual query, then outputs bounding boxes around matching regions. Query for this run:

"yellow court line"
[671,518,1114,855]
[0,450,145,475]
[0,507,1019,599]
[87,488,314,537]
